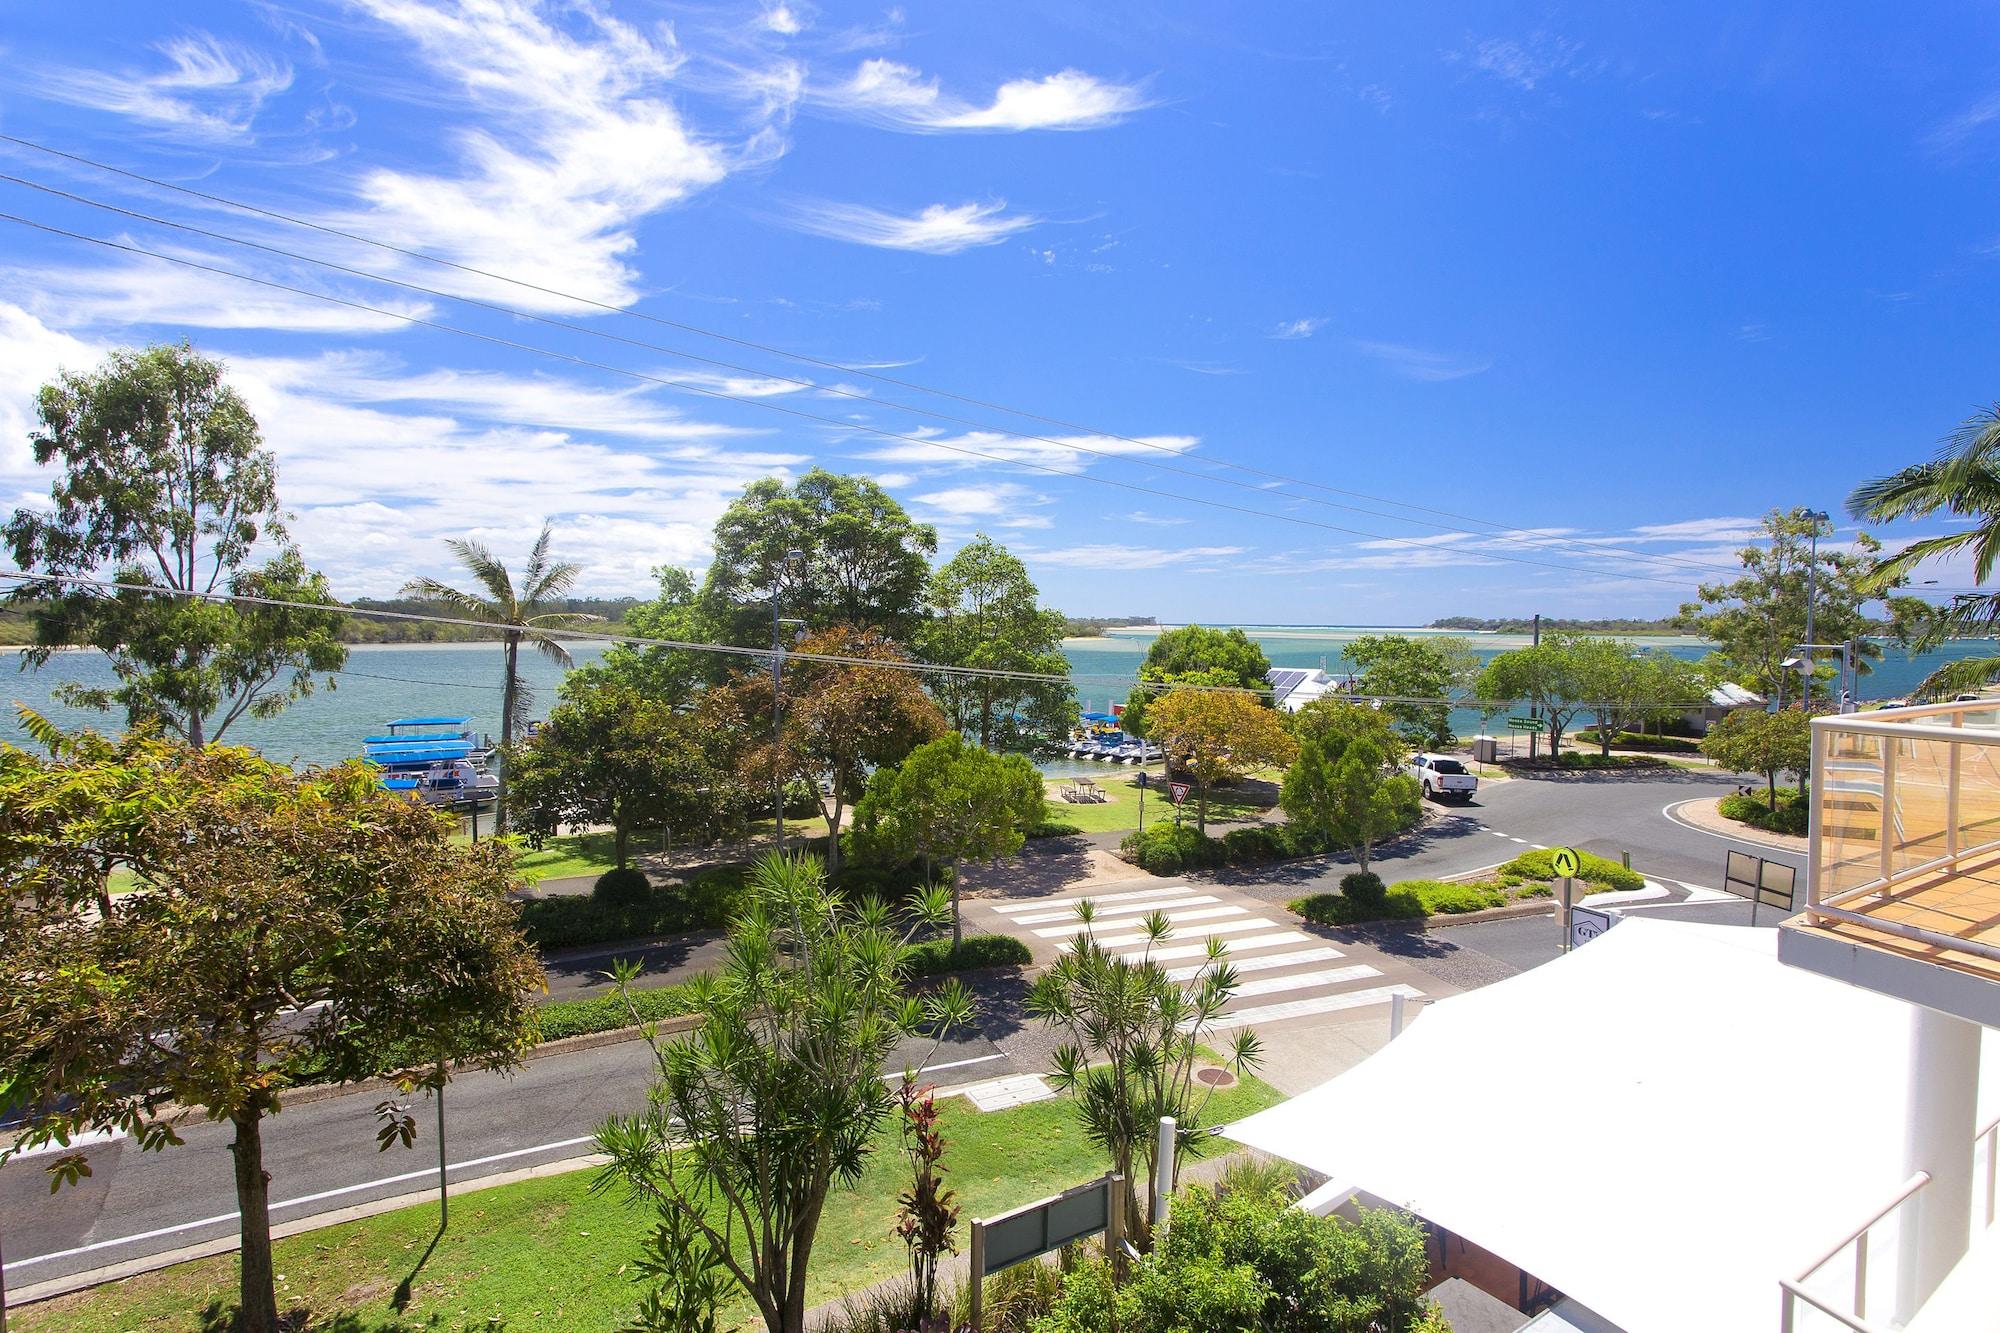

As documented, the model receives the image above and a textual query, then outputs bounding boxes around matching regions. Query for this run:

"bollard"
[1390,991,1407,1039]
[1621,850,1631,870]
[1152,1116,1177,1227]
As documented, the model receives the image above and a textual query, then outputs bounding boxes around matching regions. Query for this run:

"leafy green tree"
[1849,408,2000,697]
[1280,736,1422,872]
[1700,706,1812,802]
[593,852,973,1333]
[697,469,938,650]
[1474,633,1599,757]
[1028,909,1262,1248]
[3,342,347,745]
[560,565,705,704]
[1342,634,1478,749]
[0,722,543,1333]
[1674,507,1897,703]
[402,525,599,830]
[850,732,1046,945]
[716,626,949,872]
[918,534,1076,749]
[1144,687,1297,833]
[1120,625,1274,738]
[1286,697,1408,768]
[508,681,741,870]
[1574,646,1707,754]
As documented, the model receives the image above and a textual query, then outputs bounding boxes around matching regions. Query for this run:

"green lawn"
[500,819,836,886]
[1044,770,1276,835]
[21,1074,1282,1333]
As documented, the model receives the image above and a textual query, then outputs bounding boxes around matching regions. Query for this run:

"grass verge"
[20,1073,1281,1333]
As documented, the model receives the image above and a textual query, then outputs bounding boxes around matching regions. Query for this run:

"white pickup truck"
[1406,753,1478,802]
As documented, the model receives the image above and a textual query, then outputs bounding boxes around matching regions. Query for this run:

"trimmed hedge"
[534,979,703,1042]
[1027,819,1085,839]
[518,866,747,951]
[1340,871,1387,910]
[591,865,652,907]
[1571,730,1700,754]
[1494,847,1643,890]
[1120,820,1341,875]
[1508,751,1669,771]
[904,933,1032,978]
[1291,888,1425,926]
[1719,788,1809,836]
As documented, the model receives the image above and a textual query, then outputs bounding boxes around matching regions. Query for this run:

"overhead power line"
[0,209,1714,592]
[0,568,1734,711]
[0,135,1746,581]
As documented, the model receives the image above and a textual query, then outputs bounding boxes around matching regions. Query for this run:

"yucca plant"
[401,524,598,828]
[1026,900,1263,1251]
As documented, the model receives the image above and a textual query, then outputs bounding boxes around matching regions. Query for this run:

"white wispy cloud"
[818,59,1151,131]
[5,254,431,335]
[1460,33,1587,92]
[911,482,1052,528]
[1022,544,1244,571]
[784,199,1038,253]
[1351,339,1491,382]
[338,0,754,310]
[1126,510,1193,527]
[1270,317,1325,340]
[33,33,293,140]
[858,429,1198,475]
[1924,91,2000,155]
[762,4,806,36]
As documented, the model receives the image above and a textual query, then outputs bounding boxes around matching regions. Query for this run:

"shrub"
[1340,871,1387,909]
[903,933,1032,978]
[533,978,703,1042]
[1572,729,1700,753]
[1121,821,1224,875]
[952,1257,1063,1333]
[518,867,745,952]
[1222,825,1288,863]
[591,865,653,907]
[1290,889,1424,926]
[1495,847,1643,891]
[1399,879,1507,914]
[1028,818,1085,839]
[1719,788,1810,836]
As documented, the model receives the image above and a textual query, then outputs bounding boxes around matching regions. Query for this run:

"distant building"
[1266,667,1359,712]
[1681,682,1764,735]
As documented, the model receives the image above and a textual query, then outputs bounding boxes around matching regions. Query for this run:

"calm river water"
[1,627,1992,771]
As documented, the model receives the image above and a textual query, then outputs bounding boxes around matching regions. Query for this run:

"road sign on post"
[1722,850,1799,926]
[1169,782,1190,805]
[1550,847,1581,879]
[969,1172,1123,1329]
[1570,905,1618,949]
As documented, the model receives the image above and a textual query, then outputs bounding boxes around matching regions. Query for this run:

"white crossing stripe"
[1164,945,1344,981]
[1009,895,1217,926]
[1082,917,1278,950]
[1228,965,1382,999]
[988,884,1193,915]
[1129,931,1309,963]
[1033,904,1245,939]
[1195,984,1424,1031]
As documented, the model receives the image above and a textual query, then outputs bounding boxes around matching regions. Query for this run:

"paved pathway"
[964,877,1438,1048]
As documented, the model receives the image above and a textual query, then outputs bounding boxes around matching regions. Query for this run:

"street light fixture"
[1793,641,1856,714]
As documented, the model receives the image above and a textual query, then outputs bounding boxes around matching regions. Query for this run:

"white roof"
[1224,919,2000,1333]
[1707,682,1764,708]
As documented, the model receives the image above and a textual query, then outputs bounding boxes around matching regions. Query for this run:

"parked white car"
[1406,753,1478,802]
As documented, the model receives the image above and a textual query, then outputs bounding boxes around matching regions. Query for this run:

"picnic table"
[1059,777,1107,803]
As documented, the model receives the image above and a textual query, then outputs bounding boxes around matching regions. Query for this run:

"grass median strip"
[19,1072,1282,1332]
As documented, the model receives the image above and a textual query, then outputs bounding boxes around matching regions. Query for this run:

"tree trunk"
[824,790,844,874]
[1767,768,1778,806]
[498,633,519,832]
[950,859,963,949]
[1598,710,1613,756]
[614,818,629,871]
[980,679,992,750]
[1195,778,1208,835]
[229,1110,279,1333]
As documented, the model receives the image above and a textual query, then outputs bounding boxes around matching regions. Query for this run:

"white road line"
[1489,831,1512,838]
[1164,945,1343,981]
[1509,837,1528,844]
[1197,984,1424,1031]
[1123,930,1309,963]
[5,1127,127,1160]
[1009,895,1218,926]
[1228,965,1382,999]
[989,885,1193,915]
[13,1134,601,1268]
[879,1052,1008,1082]
[1033,904,1245,938]
[1082,917,1278,950]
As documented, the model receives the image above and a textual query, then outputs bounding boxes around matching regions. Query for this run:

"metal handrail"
[1779,1170,1930,1333]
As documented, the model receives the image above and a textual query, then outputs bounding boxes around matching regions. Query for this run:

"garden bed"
[1289,848,1641,927]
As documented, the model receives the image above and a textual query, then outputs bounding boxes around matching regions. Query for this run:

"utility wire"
[0,136,1747,580]
[0,568,1734,710]
[0,209,1709,591]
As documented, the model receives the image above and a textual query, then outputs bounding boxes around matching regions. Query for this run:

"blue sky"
[1,2,1996,623]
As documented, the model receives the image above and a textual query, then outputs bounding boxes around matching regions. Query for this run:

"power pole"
[1529,613,1542,760]
[1802,510,1829,712]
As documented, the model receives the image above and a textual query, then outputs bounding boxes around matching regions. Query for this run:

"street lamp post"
[772,549,804,854]
[1802,510,1830,711]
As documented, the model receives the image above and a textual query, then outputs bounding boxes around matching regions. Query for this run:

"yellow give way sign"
[1550,847,1581,878]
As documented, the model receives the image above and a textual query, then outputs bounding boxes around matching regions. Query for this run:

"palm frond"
[1912,655,2000,702]
[442,537,518,609]
[520,526,554,598]
[524,558,584,607]
[528,632,576,670]
[398,577,503,623]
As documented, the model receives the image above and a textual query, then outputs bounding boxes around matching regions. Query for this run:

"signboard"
[1723,850,1761,898]
[1757,859,1797,912]
[1569,905,1618,949]
[1550,847,1581,879]
[969,1173,1123,1328]
[1721,850,1799,924]
[1169,782,1191,805]
[1506,716,1540,731]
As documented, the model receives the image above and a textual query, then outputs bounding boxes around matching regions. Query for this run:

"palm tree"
[402,526,598,830]
[1850,404,2000,699]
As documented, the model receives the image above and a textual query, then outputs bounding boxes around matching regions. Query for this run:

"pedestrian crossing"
[984,880,1429,1032]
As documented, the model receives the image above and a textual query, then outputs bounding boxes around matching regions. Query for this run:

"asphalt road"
[5,764,1800,1295]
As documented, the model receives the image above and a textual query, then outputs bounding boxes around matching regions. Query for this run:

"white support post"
[1390,991,1407,1039]
[1894,1006,1982,1324]
[1807,723,1826,919]
[1879,739,1898,883]
[1152,1116,1177,1228]
[1948,714,1963,865]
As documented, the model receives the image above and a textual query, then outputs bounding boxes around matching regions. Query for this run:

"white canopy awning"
[1224,918,2000,1333]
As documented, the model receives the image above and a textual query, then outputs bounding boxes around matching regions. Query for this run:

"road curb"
[1664,797,1807,853]
[8,1153,610,1307]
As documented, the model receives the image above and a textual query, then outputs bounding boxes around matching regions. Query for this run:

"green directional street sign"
[1507,716,1540,731]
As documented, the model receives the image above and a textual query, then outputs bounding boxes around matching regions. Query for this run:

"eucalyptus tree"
[1029,906,1263,1248]
[402,524,598,829]
[0,720,543,1333]
[1342,633,1478,750]
[3,342,346,745]
[1118,624,1274,739]
[1280,735,1421,872]
[593,852,973,1333]
[919,535,1076,748]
